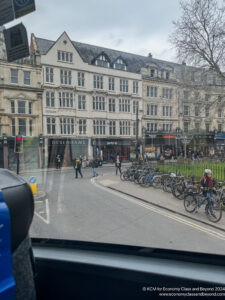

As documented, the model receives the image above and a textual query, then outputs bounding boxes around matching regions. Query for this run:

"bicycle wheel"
[184,194,197,213]
[139,176,149,188]
[120,172,127,181]
[172,184,184,200]
[164,183,172,193]
[205,201,222,223]
[152,176,162,189]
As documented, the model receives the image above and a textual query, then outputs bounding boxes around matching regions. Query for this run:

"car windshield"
[1,0,225,256]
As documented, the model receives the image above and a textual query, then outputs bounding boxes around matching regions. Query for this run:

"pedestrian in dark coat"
[115,154,122,175]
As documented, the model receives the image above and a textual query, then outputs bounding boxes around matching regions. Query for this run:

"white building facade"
[31,32,143,166]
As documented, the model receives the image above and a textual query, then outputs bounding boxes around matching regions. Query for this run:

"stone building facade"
[0,28,43,170]
[1,26,225,168]
[30,31,225,163]
[30,32,143,166]
[141,60,225,157]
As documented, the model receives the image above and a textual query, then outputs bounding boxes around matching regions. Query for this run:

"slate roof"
[34,35,193,76]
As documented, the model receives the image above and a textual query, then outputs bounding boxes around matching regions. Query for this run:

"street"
[21,166,225,255]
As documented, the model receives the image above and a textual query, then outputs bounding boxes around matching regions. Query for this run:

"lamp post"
[142,126,146,162]
[214,129,217,157]
[135,108,144,161]
[175,127,181,158]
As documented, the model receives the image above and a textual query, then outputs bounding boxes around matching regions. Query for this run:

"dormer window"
[113,58,127,71]
[95,54,110,68]
[166,71,170,80]
[150,69,155,78]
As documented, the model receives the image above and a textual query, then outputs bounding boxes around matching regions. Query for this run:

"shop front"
[189,134,215,156]
[92,139,133,162]
[215,135,225,157]
[47,138,88,168]
[145,134,176,158]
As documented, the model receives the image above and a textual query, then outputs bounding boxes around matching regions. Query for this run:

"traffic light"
[14,135,23,153]
[39,134,43,146]
[2,134,8,146]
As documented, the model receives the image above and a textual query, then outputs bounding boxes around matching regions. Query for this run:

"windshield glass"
[1,0,225,256]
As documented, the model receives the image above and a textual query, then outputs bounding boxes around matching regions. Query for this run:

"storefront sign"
[92,139,131,146]
[50,139,88,146]
[163,135,176,139]
[216,136,225,139]
[106,141,118,145]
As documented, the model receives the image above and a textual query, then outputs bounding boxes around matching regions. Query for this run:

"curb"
[95,177,225,233]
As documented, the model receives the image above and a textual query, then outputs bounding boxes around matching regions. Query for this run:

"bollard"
[29,176,37,195]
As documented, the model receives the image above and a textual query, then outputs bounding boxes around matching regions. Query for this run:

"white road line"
[57,173,65,213]
[34,198,50,225]
[91,178,225,241]
[46,198,50,224]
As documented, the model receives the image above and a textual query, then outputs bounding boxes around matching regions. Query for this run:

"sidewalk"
[95,172,225,231]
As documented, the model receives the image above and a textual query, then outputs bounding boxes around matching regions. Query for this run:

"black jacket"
[91,160,98,168]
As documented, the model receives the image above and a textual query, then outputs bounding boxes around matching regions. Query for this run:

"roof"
[34,35,195,75]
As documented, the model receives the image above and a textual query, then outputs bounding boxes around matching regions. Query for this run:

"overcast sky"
[7,0,182,62]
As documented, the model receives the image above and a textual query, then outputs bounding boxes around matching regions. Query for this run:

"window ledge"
[57,60,73,64]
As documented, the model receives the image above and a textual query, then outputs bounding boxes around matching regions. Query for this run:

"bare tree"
[170,0,225,80]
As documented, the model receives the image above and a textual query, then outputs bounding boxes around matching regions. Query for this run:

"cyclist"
[200,169,217,218]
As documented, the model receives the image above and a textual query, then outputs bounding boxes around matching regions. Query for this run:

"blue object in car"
[0,190,15,300]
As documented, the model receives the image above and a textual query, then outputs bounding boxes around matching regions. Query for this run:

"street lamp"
[142,126,147,161]
[175,127,181,158]
[136,106,139,160]
[135,107,143,161]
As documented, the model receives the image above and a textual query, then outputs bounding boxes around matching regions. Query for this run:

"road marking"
[57,173,65,214]
[46,198,50,224]
[91,178,225,241]
[34,198,50,224]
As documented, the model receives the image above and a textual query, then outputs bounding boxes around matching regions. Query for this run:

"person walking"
[91,158,98,177]
[56,154,61,169]
[74,157,83,178]
[115,154,122,175]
